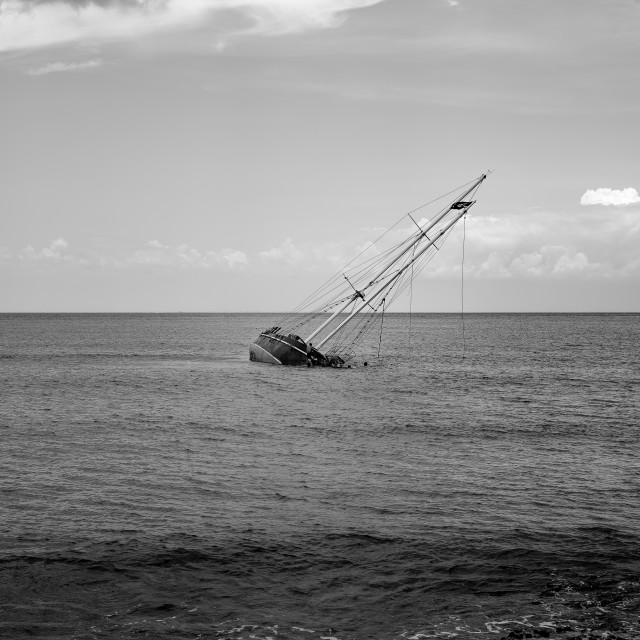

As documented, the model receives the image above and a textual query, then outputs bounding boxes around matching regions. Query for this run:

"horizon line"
[1,311,638,315]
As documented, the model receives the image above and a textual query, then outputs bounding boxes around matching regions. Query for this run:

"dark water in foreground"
[1,313,639,640]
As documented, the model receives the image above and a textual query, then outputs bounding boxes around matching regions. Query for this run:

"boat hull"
[249,331,346,367]
[249,333,309,366]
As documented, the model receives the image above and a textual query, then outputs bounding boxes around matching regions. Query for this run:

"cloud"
[258,236,379,272]
[425,206,640,280]
[0,0,384,52]
[28,58,104,75]
[255,203,640,282]
[20,237,86,263]
[127,241,248,269]
[147,238,169,249]
[508,245,593,277]
[6,206,639,283]
[580,187,640,206]
[4,238,248,270]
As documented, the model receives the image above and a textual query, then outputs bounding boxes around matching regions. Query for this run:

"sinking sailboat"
[249,173,487,367]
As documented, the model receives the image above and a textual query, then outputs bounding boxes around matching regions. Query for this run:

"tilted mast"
[309,174,486,349]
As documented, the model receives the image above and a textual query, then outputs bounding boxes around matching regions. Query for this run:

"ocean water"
[1,312,639,640]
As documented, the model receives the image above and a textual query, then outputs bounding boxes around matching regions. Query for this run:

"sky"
[1,0,639,312]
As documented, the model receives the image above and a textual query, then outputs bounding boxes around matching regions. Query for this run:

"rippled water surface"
[1,313,639,639]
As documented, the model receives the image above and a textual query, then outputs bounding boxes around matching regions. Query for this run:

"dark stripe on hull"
[249,333,309,366]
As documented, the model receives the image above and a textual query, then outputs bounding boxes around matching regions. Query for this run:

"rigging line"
[337,177,477,273]
[409,244,414,354]
[401,177,479,219]
[294,178,480,310]
[388,228,456,311]
[296,238,406,314]
[292,182,482,317]
[398,221,459,294]
[461,214,466,360]
[332,288,387,355]
[377,298,386,358]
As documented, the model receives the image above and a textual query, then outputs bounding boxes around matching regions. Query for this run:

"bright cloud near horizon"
[1,0,639,311]
[580,188,640,207]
